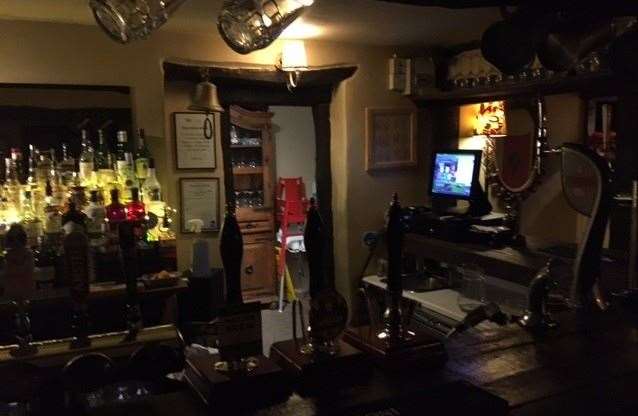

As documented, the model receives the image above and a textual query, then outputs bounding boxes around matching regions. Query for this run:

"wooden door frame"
[164,61,357,284]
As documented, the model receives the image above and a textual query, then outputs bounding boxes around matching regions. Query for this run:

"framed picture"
[174,112,217,170]
[365,108,418,171]
[180,178,220,233]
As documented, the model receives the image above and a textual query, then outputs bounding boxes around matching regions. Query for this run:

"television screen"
[431,152,478,198]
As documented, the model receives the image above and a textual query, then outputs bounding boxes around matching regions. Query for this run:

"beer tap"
[119,221,142,340]
[518,259,561,332]
[9,300,38,357]
[64,224,92,349]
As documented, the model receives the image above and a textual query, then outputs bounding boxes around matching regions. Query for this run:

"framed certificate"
[365,108,418,171]
[174,112,217,169]
[180,178,220,233]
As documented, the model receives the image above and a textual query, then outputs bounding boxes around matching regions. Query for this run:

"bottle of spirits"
[85,190,106,237]
[79,130,95,187]
[4,157,21,209]
[106,188,127,230]
[43,181,62,234]
[34,233,58,289]
[59,143,76,187]
[36,150,53,186]
[126,188,145,222]
[10,148,25,185]
[141,158,161,203]
[62,200,88,232]
[115,130,129,173]
[26,144,39,187]
[116,131,136,202]
[134,128,151,181]
[94,129,115,190]
[21,190,43,247]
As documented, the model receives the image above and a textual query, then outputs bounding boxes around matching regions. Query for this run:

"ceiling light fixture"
[278,39,309,91]
[89,0,188,44]
[218,0,315,55]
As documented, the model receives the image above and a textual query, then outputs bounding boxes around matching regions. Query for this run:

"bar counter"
[86,307,638,416]
[0,279,187,344]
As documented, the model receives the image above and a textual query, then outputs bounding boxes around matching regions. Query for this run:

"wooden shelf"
[233,167,264,175]
[411,70,624,106]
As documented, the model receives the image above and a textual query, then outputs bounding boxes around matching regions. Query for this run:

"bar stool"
[127,344,184,393]
[62,353,115,409]
[0,362,44,412]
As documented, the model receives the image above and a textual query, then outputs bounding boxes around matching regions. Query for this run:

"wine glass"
[456,264,487,313]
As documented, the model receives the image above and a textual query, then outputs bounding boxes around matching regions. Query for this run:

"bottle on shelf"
[79,129,95,187]
[85,190,106,237]
[34,233,59,289]
[21,190,43,247]
[26,144,39,187]
[106,188,127,230]
[10,148,25,185]
[59,142,76,187]
[43,180,62,235]
[142,158,161,204]
[36,149,53,186]
[4,157,21,209]
[116,131,136,202]
[62,200,87,232]
[126,188,145,222]
[95,129,115,190]
[134,128,151,181]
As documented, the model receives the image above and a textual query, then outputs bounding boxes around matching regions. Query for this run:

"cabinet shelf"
[233,166,264,175]
[411,70,621,106]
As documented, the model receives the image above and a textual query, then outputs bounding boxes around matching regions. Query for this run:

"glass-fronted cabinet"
[229,106,276,301]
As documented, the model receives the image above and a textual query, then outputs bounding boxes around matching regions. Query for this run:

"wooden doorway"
[164,61,356,289]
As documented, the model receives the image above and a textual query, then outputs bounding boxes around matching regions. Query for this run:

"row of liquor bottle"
[0,128,170,247]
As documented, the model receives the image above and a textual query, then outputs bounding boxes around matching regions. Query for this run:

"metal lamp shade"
[90,0,188,44]
[218,0,314,54]
[189,81,224,113]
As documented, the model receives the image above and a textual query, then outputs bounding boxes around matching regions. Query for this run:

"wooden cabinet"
[241,235,275,298]
[229,106,276,302]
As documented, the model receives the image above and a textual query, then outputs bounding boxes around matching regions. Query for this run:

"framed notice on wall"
[180,178,220,233]
[174,112,217,169]
[365,108,418,172]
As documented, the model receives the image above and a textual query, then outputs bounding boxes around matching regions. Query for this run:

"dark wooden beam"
[312,103,335,286]
[163,62,356,90]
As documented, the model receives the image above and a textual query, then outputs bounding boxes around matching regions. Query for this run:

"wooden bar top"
[404,233,627,288]
[0,279,188,308]
[86,307,638,415]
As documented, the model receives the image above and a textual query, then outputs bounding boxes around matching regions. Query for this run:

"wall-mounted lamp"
[89,0,188,43]
[189,69,224,140]
[278,40,309,91]
[218,0,315,55]
[474,101,507,138]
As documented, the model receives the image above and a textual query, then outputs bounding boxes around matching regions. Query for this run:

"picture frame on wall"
[365,108,418,171]
[174,112,217,170]
[180,177,220,233]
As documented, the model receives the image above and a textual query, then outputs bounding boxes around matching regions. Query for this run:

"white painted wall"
[271,106,316,199]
